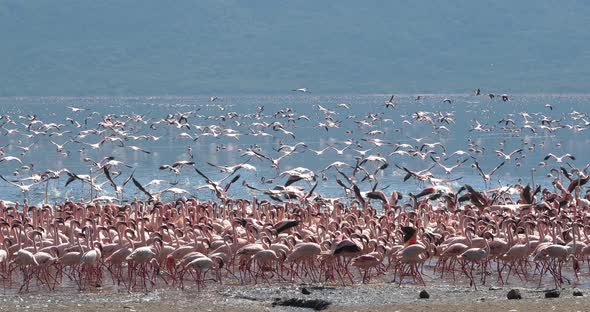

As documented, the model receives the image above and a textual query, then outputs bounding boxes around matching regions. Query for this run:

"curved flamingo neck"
[126,232,135,249]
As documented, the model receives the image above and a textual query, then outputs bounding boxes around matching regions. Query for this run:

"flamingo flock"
[0,179,588,292]
[0,93,589,292]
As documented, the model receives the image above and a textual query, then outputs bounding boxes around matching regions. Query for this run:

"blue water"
[2,2,589,95]
[0,94,588,205]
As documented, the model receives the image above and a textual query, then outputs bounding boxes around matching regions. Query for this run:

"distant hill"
[0,1,588,96]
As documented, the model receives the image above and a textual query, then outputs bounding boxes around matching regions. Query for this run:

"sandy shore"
[2,300,587,312]
[1,282,588,312]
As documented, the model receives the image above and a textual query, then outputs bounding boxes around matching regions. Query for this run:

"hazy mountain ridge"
[0,1,588,95]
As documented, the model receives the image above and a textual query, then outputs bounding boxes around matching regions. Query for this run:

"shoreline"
[0,283,588,312]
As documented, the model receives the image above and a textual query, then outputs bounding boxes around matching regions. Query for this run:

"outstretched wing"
[223,174,241,193]
[132,177,153,200]
[103,167,118,190]
[305,182,318,199]
[489,161,505,176]
[194,167,213,184]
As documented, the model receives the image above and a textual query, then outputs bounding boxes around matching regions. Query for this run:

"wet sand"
[1,283,588,312]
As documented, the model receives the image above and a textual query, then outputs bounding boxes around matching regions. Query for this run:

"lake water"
[0,94,588,206]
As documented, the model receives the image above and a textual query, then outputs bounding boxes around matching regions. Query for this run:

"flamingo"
[458,228,490,290]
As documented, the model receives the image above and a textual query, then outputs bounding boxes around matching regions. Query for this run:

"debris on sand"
[544,289,560,298]
[272,298,332,310]
[507,289,521,300]
[419,290,430,299]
